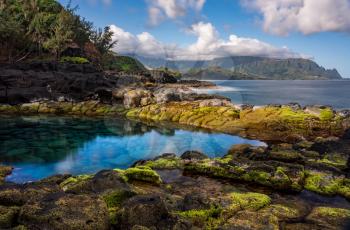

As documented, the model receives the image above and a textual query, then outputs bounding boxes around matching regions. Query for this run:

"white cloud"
[147,0,206,26]
[110,22,306,60]
[242,0,350,35]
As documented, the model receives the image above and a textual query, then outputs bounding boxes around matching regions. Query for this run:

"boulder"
[123,89,153,108]
[119,195,172,229]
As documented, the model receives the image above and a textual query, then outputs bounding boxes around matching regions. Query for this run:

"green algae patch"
[312,207,350,218]
[143,158,183,170]
[262,204,301,221]
[60,175,93,192]
[319,108,334,121]
[102,190,135,208]
[122,166,162,185]
[304,171,350,198]
[230,192,271,211]
[175,205,223,229]
[306,206,350,228]
[316,153,348,170]
[184,159,244,180]
[242,170,271,186]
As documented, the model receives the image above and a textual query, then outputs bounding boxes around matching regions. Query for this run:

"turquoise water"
[198,80,350,109]
[0,116,265,183]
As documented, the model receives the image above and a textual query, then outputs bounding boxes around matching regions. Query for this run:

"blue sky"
[59,0,350,77]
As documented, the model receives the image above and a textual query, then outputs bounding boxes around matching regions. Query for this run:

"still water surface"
[0,116,264,183]
[199,80,350,109]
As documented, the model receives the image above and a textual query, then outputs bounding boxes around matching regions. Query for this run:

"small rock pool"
[0,115,265,183]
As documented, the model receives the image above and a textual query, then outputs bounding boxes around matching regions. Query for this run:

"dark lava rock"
[90,170,130,194]
[153,153,177,161]
[63,170,130,195]
[18,192,110,230]
[0,182,61,206]
[39,174,72,185]
[118,195,173,230]
[0,62,121,105]
[181,150,208,160]
[181,193,211,211]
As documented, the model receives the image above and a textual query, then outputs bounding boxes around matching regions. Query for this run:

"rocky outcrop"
[126,102,350,142]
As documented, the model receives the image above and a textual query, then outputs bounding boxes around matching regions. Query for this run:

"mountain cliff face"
[133,55,342,80]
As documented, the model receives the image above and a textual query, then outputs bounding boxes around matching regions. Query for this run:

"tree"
[90,26,117,55]
[0,0,29,62]
[43,9,74,60]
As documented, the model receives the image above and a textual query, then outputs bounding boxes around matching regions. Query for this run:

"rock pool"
[0,115,265,183]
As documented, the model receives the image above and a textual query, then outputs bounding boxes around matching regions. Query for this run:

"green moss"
[265,204,301,220]
[269,150,302,161]
[230,192,271,211]
[319,108,334,121]
[311,207,350,218]
[279,107,316,122]
[271,167,291,188]
[59,174,93,191]
[175,205,223,229]
[316,153,347,169]
[304,171,341,195]
[184,160,244,180]
[242,170,271,186]
[102,190,135,208]
[60,56,89,64]
[143,158,183,169]
[123,166,162,185]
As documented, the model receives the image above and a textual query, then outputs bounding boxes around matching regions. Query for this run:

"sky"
[58,0,350,78]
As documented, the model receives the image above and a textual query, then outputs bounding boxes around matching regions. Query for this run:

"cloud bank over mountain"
[111,22,306,60]
[242,0,350,35]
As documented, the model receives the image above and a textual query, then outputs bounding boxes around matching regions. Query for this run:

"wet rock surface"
[0,138,350,229]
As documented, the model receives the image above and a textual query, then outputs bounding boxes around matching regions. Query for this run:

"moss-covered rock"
[230,192,271,212]
[306,206,350,229]
[117,166,162,185]
[223,210,279,230]
[175,205,223,229]
[304,171,350,198]
[142,157,183,170]
[60,174,93,193]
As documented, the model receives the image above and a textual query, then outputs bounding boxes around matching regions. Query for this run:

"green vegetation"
[142,157,183,169]
[114,166,162,185]
[102,190,135,208]
[230,192,271,211]
[175,205,223,229]
[60,56,89,64]
[59,174,93,192]
[0,0,116,63]
[304,171,350,198]
[102,55,146,73]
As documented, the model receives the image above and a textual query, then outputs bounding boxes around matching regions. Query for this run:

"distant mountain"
[129,55,342,80]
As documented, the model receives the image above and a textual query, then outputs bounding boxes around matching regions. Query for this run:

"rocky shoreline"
[0,62,350,229]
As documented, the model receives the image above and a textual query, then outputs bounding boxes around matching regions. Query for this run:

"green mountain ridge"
[131,55,342,80]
